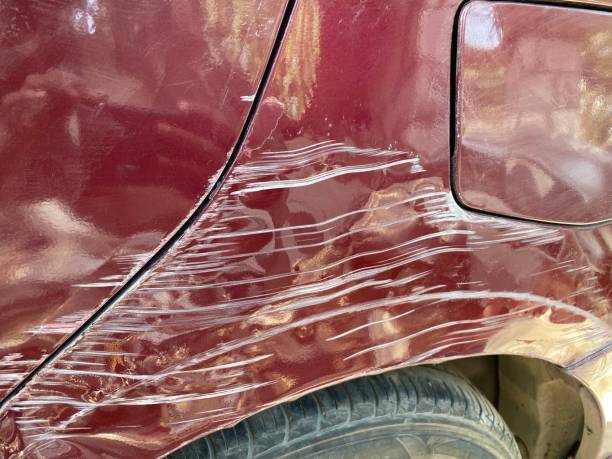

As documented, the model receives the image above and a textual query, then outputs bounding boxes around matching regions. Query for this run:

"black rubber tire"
[168,366,520,459]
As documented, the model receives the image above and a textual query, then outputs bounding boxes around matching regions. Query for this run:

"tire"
[169,366,520,459]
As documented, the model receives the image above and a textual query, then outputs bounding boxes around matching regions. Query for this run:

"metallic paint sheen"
[0,1,610,458]
[0,0,287,399]
[455,1,612,225]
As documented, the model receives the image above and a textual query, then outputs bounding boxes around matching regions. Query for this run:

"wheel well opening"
[441,355,586,459]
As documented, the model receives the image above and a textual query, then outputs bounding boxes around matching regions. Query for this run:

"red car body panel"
[455,1,612,225]
[0,0,287,398]
[0,0,611,458]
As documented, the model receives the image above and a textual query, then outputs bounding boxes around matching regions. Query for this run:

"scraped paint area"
[0,0,288,402]
[1,135,609,458]
[0,1,610,458]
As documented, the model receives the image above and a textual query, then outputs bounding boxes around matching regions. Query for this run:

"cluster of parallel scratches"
[2,140,610,456]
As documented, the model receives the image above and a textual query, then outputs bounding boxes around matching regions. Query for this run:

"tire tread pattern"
[168,366,520,459]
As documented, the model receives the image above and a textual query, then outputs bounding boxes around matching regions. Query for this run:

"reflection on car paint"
[0,1,610,458]
[455,1,612,225]
[0,0,287,400]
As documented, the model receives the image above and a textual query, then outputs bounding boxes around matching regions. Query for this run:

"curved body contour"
[0,0,610,458]
[0,0,287,399]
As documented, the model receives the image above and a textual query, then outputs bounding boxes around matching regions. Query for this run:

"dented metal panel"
[0,0,287,400]
[0,1,611,458]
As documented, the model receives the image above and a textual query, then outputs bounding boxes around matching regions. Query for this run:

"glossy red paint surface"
[0,0,286,398]
[0,1,610,458]
[455,1,612,225]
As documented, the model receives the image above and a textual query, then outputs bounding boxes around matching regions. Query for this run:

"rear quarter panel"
[0,1,610,457]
